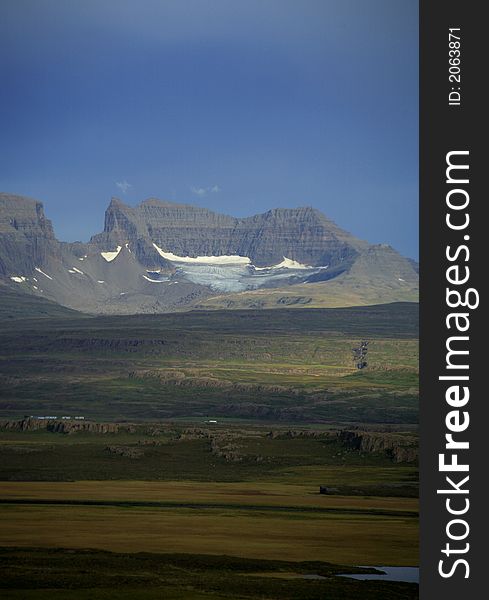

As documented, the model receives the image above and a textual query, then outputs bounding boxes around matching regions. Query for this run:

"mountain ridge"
[0,192,418,314]
[91,196,367,268]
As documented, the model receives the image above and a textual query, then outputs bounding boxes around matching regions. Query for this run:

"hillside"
[0,285,85,321]
[0,302,418,424]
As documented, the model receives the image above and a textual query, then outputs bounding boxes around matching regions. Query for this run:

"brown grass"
[0,481,418,565]
[0,480,418,511]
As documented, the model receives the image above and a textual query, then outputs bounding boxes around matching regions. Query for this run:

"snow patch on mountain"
[170,262,325,293]
[149,245,327,292]
[101,246,122,262]
[274,257,310,269]
[152,243,250,265]
[35,267,53,280]
[143,274,168,283]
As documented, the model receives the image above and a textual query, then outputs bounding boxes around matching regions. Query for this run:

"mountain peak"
[0,193,56,277]
[139,197,183,207]
[0,192,43,213]
[0,193,55,239]
[108,197,127,208]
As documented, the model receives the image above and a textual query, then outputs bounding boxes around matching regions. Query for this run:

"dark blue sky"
[0,0,418,258]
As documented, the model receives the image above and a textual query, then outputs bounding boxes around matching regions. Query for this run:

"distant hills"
[0,287,84,321]
[0,192,418,314]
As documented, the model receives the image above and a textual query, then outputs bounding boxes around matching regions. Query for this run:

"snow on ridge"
[274,257,310,270]
[254,257,312,271]
[10,276,27,283]
[151,244,324,271]
[69,267,84,275]
[152,243,250,265]
[143,275,167,283]
[101,246,122,262]
[35,267,53,280]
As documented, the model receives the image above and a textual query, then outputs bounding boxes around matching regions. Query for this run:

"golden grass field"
[0,481,418,565]
[0,480,418,509]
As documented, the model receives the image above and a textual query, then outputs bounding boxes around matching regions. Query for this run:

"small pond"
[338,566,419,583]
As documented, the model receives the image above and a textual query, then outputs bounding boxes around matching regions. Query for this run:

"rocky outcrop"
[266,429,334,439]
[338,430,418,463]
[129,370,301,395]
[0,418,135,435]
[105,445,144,459]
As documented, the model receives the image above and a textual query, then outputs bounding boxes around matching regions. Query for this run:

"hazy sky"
[0,0,418,258]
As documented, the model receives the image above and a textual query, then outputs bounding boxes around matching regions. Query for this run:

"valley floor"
[0,425,418,598]
[0,480,418,565]
[0,303,419,598]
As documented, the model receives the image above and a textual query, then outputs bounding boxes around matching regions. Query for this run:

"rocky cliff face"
[90,198,367,268]
[338,430,418,463]
[0,417,133,434]
[0,193,419,314]
[0,194,58,276]
[0,194,55,240]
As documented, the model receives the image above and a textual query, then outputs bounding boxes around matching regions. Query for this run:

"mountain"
[91,197,367,268]
[0,193,418,314]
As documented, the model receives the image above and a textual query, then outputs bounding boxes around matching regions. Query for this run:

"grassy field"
[0,480,418,511]
[0,427,418,566]
[0,303,418,424]
[0,477,418,596]
[0,494,417,564]
[0,547,419,600]
[0,426,418,486]
[0,303,419,597]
